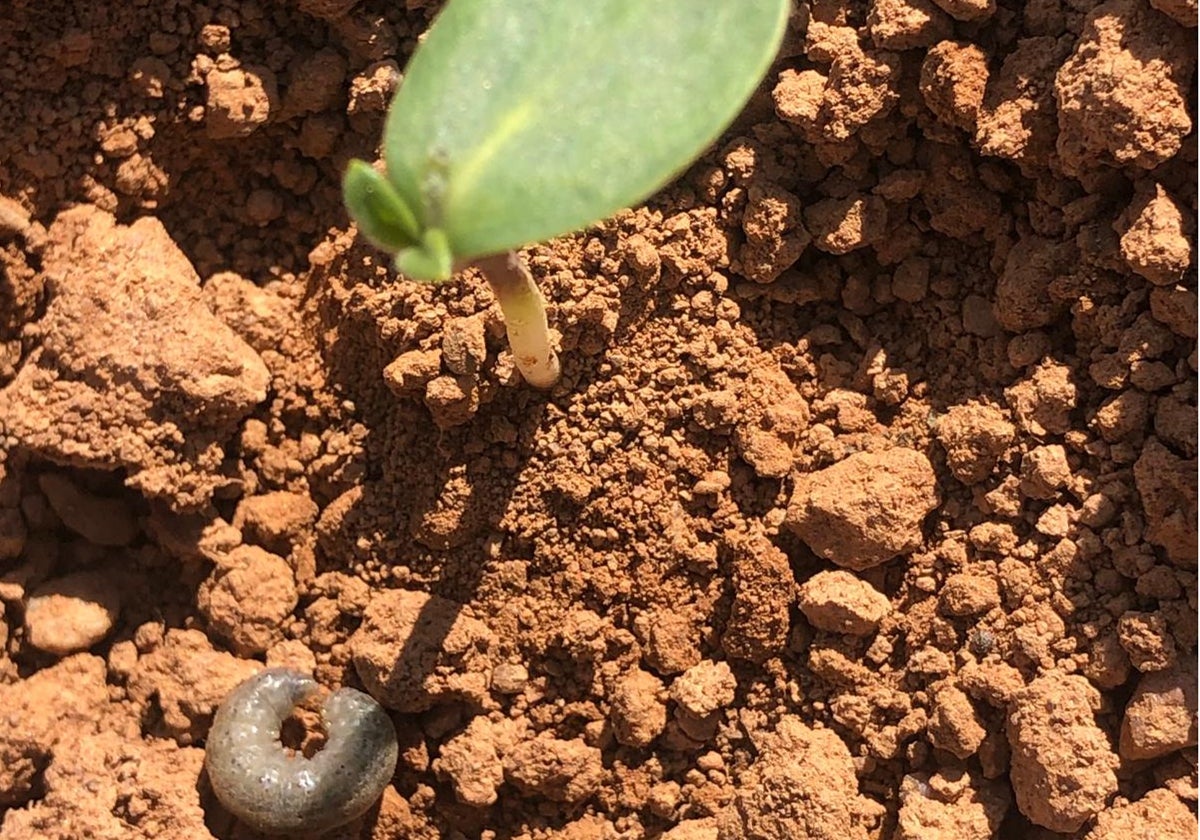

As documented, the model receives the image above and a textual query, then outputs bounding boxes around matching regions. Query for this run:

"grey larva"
[205,668,399,835]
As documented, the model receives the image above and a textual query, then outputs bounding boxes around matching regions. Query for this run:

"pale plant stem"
[472,251,560,389]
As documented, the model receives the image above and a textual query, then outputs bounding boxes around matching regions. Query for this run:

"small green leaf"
[379,0,789,266]
[342,159,421,252]
[395,228,454,282]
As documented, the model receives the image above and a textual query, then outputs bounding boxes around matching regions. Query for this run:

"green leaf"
[395,228,454,282]
[342,160,421,252]
[378,0,789,269]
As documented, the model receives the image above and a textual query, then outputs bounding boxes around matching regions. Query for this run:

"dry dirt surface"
[0,0,1197,838]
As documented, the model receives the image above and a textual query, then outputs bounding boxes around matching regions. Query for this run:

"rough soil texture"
[0,0,1196,838]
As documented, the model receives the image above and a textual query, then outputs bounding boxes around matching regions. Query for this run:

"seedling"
[344,0,789,388]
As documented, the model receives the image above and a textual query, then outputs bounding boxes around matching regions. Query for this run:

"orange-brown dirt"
[0,0,1196,838]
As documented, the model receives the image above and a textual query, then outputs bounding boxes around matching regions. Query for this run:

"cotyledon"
[205,668,399,835]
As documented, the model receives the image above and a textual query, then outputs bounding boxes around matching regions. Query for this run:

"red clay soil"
[0,0,1197,838]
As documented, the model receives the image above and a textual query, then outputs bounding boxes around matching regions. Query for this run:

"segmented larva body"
[205,668,399,835]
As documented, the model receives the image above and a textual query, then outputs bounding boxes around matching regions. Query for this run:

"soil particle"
[993,234,1075,332]
[1004,359,1078,437]
[127,628,260,746]
[868,0,954,51]
[197,543,298,656]
[785,447,939,570]
[1084,788,1199,840]
[0,654,112,808]
[895,769,1008,840]
[433,715,514,807]
[0,207,269,510]
[609,667,668,748]
[721,529,793,662]
[1119,664,1199,759]
[350,588,496,712]
[797,569,891,635]
[1006,671,1120,832]
[1134,436,1198,565]
[803,193,888,254]
[935,402,1015,484]
[1054,0,1196,174]
[670,660,736,722]
[919,41,988,134]
[1117,182,1195,286]
[23,569,122,655]
[204,64,278,140]
[737,183,810,283]
[925,680,988,758]
[504,733,605,805]
[719,717,883,840]
[938,571,1001,616]
[636,608,702,676]
[732,364,811,478]
[232,488,318,554]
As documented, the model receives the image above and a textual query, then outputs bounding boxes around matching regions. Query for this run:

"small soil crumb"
[1116,182,1194,286]
[733,364,811,479]
[994,235,1075,333]
[868,0,953,50]
[128,628,260,746]
[233,489,318,554]
[722,530,793,661]
[935,402,1015,484]
[197,544,298,656]
[1007,672,1119,832]
[424,374,481,429]
[804,194,888,254]
[0,655,110,807]
[738,183,810,283]
[504,733,604,805]
[920,41,988,133]
[1019,444,1071,500]
[350,588,496,712]
[1134,437,1198,566]
[24,570,122,656]
[926,680,988,758]
[0,207,268,510]
[1119,665,1198,759]
[1117,610,1178,672]
[637,608,702,676]
[37,472,137,546]
[205,65,277,140]
[383,348,442,394]
[441,314,488,376]
[1005,359,1077,437]
[785,448,939,570]
[797,570,890,635]
[719,717,882,840]
[671,660,737,720]
[435,716,513,807]
[609,667,668,748]
[896,769,1008,840]
[1084,789,1198,840]
[939,572,1001,616]
[1054,0,1195,174]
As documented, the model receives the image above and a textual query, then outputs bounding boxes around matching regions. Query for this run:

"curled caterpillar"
[205,668,398,835]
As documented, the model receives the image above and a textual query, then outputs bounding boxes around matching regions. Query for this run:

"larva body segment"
[205,668,399,835]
